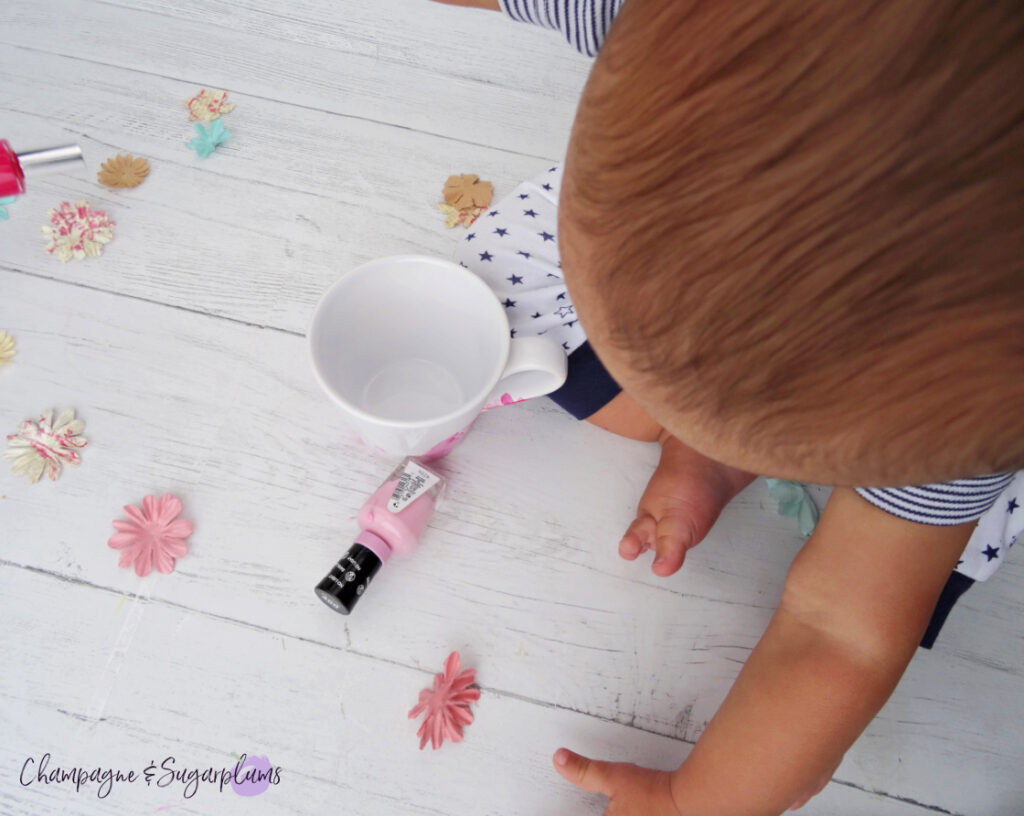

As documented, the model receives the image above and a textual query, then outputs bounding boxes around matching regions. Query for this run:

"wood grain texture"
[3,272,1022,814]
[0,0,591,159]
[1,564,947,816]
[0,46,561,332]
[1,1,1022,814]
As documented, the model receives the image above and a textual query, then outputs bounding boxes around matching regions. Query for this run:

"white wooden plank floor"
[1,2,1022,814]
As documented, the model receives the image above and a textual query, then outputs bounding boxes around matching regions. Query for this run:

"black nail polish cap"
[314,532,392,615]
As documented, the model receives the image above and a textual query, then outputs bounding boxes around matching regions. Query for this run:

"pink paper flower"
[408,651,480,750]
[41,200,115,262]
[4,408,88,483]
[108,494,193,577]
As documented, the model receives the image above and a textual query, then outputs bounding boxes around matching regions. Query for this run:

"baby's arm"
[669,487,972,814]
[555,487,973,814]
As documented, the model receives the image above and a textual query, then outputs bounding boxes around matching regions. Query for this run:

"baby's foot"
[620,433,755,576]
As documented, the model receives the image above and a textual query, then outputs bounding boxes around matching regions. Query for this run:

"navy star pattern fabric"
[454,165,587,357]
[452,164,622,419]
[942,471,1024,582]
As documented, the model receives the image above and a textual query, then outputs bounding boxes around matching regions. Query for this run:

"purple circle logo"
[231,755,273,797]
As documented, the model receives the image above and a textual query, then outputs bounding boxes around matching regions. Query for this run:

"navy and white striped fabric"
[855,474,1014,527]
[498,0,625,57]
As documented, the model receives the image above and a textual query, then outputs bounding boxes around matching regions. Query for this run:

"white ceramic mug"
[308,255,568,456]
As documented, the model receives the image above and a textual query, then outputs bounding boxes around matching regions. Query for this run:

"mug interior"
[310,256,509,424]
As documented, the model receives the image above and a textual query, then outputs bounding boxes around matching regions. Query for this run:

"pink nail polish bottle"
[0,140,85,197]
[315,457,445,614]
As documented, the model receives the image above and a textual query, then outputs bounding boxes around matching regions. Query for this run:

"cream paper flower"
[437,203,486,229]
[0,330,14,367]
[4,408,88,483]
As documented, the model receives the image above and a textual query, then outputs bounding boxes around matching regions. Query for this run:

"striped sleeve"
[855,473,1014,526]
[498,0,625,57]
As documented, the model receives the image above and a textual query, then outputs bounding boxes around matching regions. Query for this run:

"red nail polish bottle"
[0,140,84,197]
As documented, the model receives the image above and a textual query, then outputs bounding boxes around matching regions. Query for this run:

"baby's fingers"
[619,515,655,560]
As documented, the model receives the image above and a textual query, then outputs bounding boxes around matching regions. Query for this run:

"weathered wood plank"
[0,47,567,333]
[0,0,591,159]
[0,564,969,816]
[2,272,1021,813]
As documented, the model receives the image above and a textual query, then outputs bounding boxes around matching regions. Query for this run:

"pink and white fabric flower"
[41,200,116,262]
[108,494,193,577]
[4,408,88,483]
[408,651,480,750]
[184,89,235,122]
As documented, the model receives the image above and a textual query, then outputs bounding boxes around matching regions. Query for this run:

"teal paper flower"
[0,195,16,221]
[187,119,230,158]
[765,478,819,537]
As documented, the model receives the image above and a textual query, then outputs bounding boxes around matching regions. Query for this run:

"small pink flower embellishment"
[184,89,235,122]
[408,651,480,750]
[4,408,88,483]
[109,494,193,577]
[41,200,115,262]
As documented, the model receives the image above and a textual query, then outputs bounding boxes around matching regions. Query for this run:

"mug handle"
[484,336,568,409]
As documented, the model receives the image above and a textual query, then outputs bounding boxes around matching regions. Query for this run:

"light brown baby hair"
[560,0,1024,486]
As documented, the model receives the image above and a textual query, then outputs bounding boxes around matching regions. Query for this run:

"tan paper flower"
[0,330,14,367]
[437,202,486,229]
[97,154,150,189]
[443,174,493,210]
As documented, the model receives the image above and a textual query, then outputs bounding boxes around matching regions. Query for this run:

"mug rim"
[307,254,511,429]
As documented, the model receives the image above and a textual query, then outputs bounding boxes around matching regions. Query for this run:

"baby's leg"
[454,167,753,575]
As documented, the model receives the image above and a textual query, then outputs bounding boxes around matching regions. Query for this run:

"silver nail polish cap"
[17,145,84,176]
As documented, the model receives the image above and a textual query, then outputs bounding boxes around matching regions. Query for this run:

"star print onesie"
[454,0,1023,647]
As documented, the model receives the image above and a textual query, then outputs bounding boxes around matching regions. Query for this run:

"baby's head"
[560,0,1024,485]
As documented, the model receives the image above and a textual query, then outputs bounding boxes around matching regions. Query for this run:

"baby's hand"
[553,748,681,816]
[554,745,837,814]
[619,433,754,576]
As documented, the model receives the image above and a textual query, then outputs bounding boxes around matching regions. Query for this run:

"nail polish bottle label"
[388,459,441,513]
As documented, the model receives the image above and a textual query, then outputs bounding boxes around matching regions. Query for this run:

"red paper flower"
[408,651,480,750]
[108,494,193,576]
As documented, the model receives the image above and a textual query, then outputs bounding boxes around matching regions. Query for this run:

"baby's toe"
[651,514,693,576]
[619,515,655,560]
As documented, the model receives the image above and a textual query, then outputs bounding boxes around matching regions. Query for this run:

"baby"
[436,0,1024,813]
